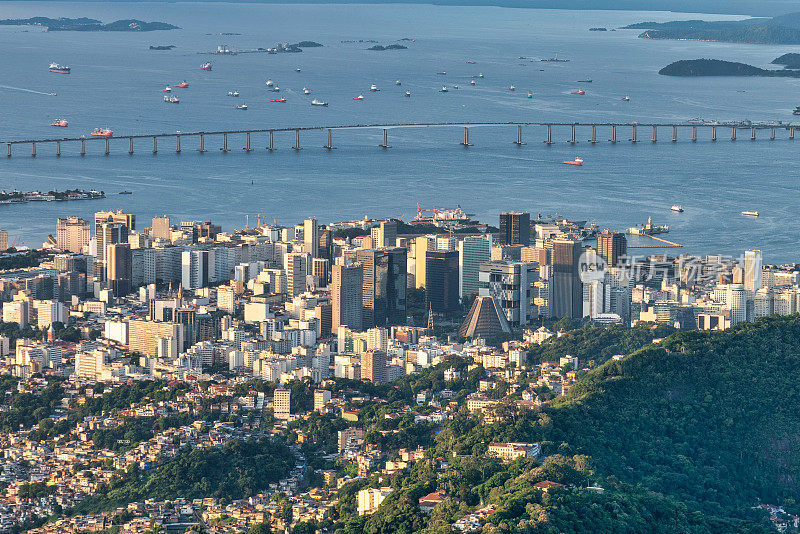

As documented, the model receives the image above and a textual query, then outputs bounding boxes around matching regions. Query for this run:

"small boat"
[577,78,592,83]
[295,67,301,72]
[353,94,364,100]
[370,84,379,92]
[395,80,402,85]
[527,92,533,98]
[235,104,247,110]
[162,86,172,93]
[311,99,328,106]
[201,62,212,71]
[163,95,180,103]
[404,90,411,97]
[91,128,113,137]
[509,85,515,91]
[621,96,630,101]
[469,80,476,86]
[303,87,311,95]
[571,89,585,95]
[266,79,274,87]
[172,81,189,88]
[472,73,484,78]
[268,86,280,92]
[741,211,759,217]
[439,86,449,93]
[453,84,459,89]
[466,60,476,64]
[118,191,132,195]
[270,97,287,103]
[671,205,684,213]
[49,62,70,74]
[228,91,239,97]
[563,156,583,166]
[437,71,446,75]
[793,106,800,116]
[51,118,68,127]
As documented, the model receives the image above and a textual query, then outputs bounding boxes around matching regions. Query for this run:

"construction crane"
[245,214,265,230]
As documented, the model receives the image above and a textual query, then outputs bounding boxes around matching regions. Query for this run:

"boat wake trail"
[0,85,57,96]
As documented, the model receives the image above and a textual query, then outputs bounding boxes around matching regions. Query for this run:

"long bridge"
[3,121,796,157]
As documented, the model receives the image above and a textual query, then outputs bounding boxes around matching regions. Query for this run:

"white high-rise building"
[286,252,310,297]
[303,218,319,258]
[458,235,492,299]
[727,284,747,325]
[181,250,212,289]
[743,250,763,292]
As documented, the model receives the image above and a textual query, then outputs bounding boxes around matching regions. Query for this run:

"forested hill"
[546,315,800,520]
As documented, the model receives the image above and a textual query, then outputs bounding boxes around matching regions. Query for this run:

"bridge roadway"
[3,121,797,157]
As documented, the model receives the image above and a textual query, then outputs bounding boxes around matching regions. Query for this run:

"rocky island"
[149,45,175,50]
[0,17,179,31]
[659,58,800,77]
[623,12,800,45]
[367,44,408,51]
[772,53,800,69]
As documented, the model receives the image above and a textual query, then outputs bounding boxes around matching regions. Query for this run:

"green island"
[367,44,408,51]
[623,12,800,44]
[0,17,179,31]
[773,52,800,68]
[659,58,800,77]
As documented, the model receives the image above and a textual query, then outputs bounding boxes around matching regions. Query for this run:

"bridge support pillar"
[379,128,390,148]
[589,125,597,143]
[6,144,9,157]
[199,134,206,153]
[514,125,525,145]
[222,133,230,152]
[672,126,677,142]
[651,126,657,143]
[129,138,134,155]
[569,125,576,144]
[152,137,157,154]
[268,130,275,151]
[692,127,697,142]
[324,129,335,150]
[712,127,717,142]
[56,141,60,157]
[80,139,85,156]
[751,127,756,141]
[105,139,110,155]
[461,127,472,147]
[631,125,638,143]
[791,128,795,140]
[545,125,552,144]
[31,142,36,157]
[731,127,737,141]
[610,125,617,143]
[244,132,252,152]
[770,127,775,140]
[176,135,181,153]
[293,129,301,150]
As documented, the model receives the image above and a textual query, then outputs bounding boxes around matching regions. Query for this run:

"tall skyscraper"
[106,243,132,297]
[371,220,399,249]
[478,261,539,326]
[181,250,211,290]
[94,210,134,281]
[151,216,171,240]
[458,235,492,299]
[597,230,627,268]
[414,236,435,289]
[425,250,459,312]
[332,263,363,332]
[355,248,407,328]
[56,216,90,253]
[286,252,311,297]
[498,212,531,246]
[304,217,320,257]
[551,239,583,319]
[744,249,763,292]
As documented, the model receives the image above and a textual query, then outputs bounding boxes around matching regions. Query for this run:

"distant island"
[659,58,800,77]
[149,45,175,50]
[772,53,800,69]
[0,17,179,31]
[589,27,607,31]
[623,11,800,44]
[367,44,408,51]
[295,40,322,47]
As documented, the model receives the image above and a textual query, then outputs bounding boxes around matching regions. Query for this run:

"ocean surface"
[0,2,798,263]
